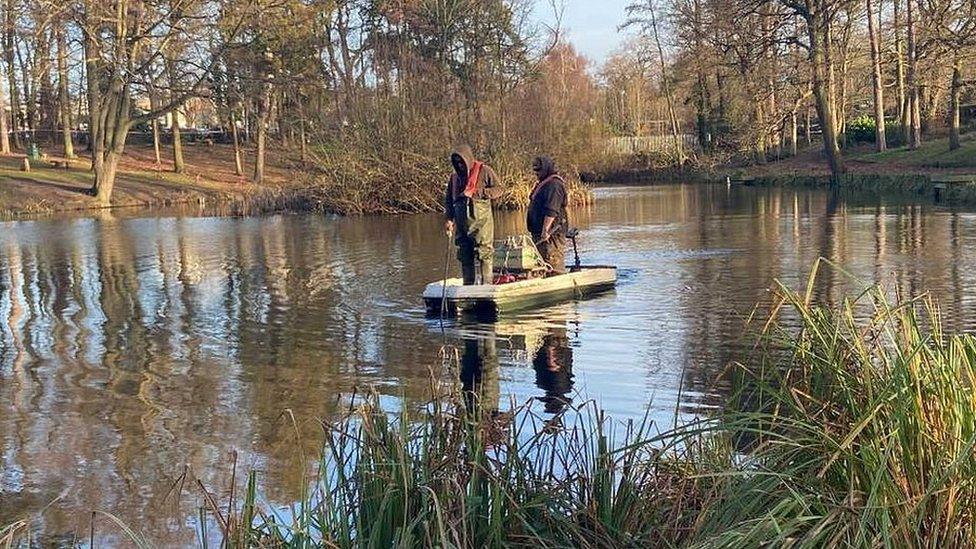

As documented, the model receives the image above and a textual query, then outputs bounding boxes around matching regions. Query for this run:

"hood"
[451,145,476,177]
[534,155,558,181]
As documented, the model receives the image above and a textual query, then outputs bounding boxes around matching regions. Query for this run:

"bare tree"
[76,0,241,204]
[922,0,976,150]
[0,65,9,153]
[624,0,687,166]
[55,19,74,158]
[866,0,887,151]
[253,49,274,183]
[906,0,922,148]
[5,0,22,149]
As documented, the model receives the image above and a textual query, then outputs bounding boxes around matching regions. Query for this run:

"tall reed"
[688,265,976,547]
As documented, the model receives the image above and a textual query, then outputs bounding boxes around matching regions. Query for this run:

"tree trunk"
[5,0,22,149]
[906,0,921,148]
[790,109,798,156]
[253,80,272,183]
[0,66,9,154]
[692,0,710,150]
[647,0,685,166]
[37,30,57,137]
[866,0,886,151]
[230,111,243,176]
[695,71,709,149]
[84,10,132,206]
[95,150,123,205]
[253,117,266,183]
[171,107,185,173]
[894,0,908,141]
[298,93,308,164]
[716,69,729,123]
[17,40,35,136]
[167,58,185,174]
[949,59,961,151]
[56,24,74,158]
[769,78,781,159]
[149,89,162,165]
[825,20,840,142]
[152,116,162,165]
[837,17,853,147]
[805,104,812,144]
[921,82,946,133]
[807,11,846,178]
[754,97,767,164]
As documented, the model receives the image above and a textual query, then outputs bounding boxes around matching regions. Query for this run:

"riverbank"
[726,134,976,203]
[0,145,310,218]
[586,133,976,205]
[3,134,973,218]
[0,143,595,218]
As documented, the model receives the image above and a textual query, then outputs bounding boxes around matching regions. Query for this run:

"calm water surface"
[3,183,976,543]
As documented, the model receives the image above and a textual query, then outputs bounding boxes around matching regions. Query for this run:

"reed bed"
[10,268,976,547]
[295,144,592,215]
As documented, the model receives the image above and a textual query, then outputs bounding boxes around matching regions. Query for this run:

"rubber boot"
[478,258,493,285]
[461,260,476,285]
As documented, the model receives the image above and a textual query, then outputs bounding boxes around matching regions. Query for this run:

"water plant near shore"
[192,269,976,547]
[11,266,976,547]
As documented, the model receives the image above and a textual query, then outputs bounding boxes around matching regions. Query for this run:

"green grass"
[856,133,976,168]
[0,161,205,189]
[11,262,976,547]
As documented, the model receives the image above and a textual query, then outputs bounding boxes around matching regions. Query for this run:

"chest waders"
[453,197,494,285]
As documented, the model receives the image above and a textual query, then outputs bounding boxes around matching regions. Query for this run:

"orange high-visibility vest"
[452,160,483,200]
[530,174,564,201]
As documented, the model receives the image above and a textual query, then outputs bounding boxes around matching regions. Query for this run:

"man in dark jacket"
[527,155,569,274]
[445,145,505,285]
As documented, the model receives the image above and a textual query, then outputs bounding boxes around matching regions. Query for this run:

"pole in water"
[440,232,451,319]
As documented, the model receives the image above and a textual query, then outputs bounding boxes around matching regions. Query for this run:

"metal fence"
[3,128,231,148]
[605,134,701,156]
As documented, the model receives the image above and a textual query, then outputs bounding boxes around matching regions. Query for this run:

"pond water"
[3,183,976,543]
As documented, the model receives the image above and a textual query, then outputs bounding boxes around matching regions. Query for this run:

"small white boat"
[424,266,617,316]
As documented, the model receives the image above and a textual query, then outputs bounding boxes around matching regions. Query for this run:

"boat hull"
[423,266,617,316]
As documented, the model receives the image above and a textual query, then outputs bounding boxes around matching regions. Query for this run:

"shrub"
[847,115,877,144]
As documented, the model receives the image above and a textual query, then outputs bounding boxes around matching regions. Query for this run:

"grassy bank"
[855,134,976,169]
[10,265,976,547]
[717,134,976,205]
[731,133,976,179]
[583,133,976,189]
[0,145,304,218]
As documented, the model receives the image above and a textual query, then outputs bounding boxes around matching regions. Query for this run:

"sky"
[538,0,635,66]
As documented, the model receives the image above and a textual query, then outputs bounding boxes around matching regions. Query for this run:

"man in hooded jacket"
[445,145,505,285]
[527,155,569,274]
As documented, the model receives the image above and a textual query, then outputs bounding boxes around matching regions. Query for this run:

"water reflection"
[456,319,576,416]
[459,334,500,415]
[3,184,976,542]
[533,328,574,414]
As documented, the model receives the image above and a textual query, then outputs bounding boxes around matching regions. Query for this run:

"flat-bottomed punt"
[424,266,617,316]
